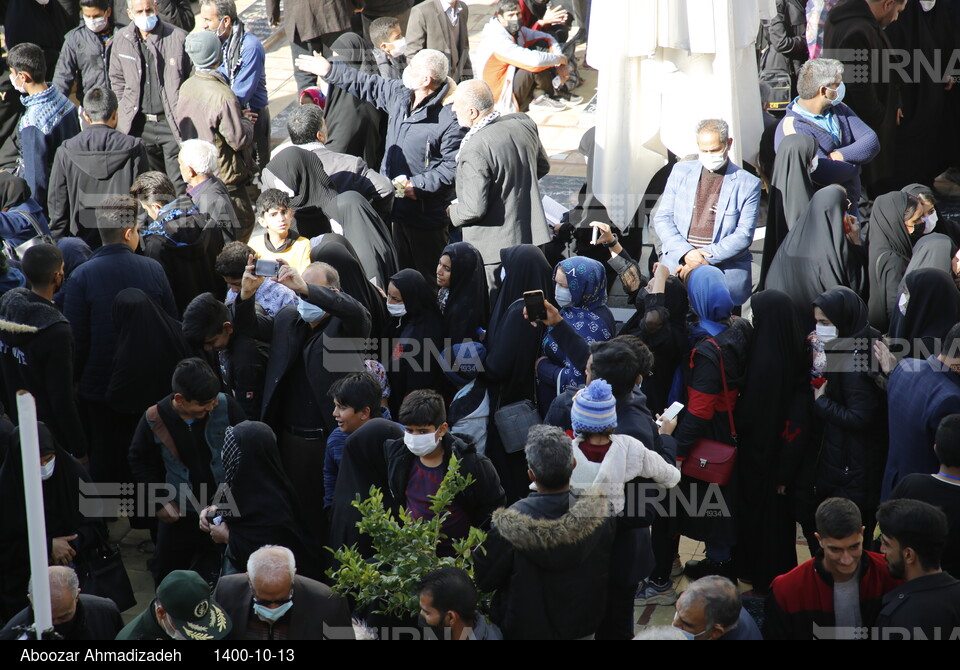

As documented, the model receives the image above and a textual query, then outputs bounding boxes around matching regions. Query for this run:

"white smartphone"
[591,225,599,245]
[656,401,685,426]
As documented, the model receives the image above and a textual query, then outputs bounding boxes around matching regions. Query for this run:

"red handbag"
[680,338,738,486]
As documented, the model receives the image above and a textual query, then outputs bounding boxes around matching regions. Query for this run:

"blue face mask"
[297,298,326,323]
[829,81,846,107]
[555,285,573,308]
[254,600,293,623]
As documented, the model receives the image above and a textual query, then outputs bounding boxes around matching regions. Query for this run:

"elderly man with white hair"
[179,139,246,243]
[213,545,355,640]
[672,576,763,640]
[296,48,466,284]
[448,79,550,282]
[0,566,123,640]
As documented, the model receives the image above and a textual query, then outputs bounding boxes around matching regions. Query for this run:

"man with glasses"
[213,545,354,639]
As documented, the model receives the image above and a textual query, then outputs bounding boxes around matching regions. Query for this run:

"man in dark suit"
[283,0,356,93]
[213,545,354,640]
[232,254,371,540]
[407,0,473,82]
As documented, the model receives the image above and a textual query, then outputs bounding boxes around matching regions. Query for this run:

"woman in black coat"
[889,268,960,361]
[202,421,324,580]
[758,133,817,289]
[866,191,922,334]
[767,184,867,331]
[734,290,808,592]
[809,287,884,540]
[384,269,445,415]
[482,244,552,503]
[311,239,390,343]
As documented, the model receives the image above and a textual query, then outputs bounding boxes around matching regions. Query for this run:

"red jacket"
[764,550,902,640]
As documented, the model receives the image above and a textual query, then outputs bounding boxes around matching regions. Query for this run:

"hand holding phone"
[523,290,547,322]
[254,259,280,278]
[655,401,684,427]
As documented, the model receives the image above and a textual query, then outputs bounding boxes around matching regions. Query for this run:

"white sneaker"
[529,95,567,111]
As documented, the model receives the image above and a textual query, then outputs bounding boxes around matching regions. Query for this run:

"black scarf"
[311,238,389,339]
[441,242,489,346]
[759,134,817,289]
[488,244,553,338]
[867,191,913,330]
[221,421,324,580]
[262,147,339,238]
[766,185,865,330]
[332,192,398,291]
[890,268,960,355]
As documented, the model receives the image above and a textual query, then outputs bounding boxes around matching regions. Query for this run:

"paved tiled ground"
[114,0,819,635]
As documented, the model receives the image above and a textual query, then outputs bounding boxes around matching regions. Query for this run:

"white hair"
[178,139,218,176]
[412,49,449,85]
[31,566,79,599]
[247,545,296,584]
[798,58,844,99]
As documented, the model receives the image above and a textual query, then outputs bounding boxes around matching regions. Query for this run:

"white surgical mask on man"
[920,0,936,11]
[698,151,726,172]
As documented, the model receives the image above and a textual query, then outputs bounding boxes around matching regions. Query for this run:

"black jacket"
[761,0,808,80]
[0,594,123,641]
[213,574,354,640]
[823,0,900,186]
[111,0,195,31]
[384,431,505,530]
[474,491,614,640]
[813,327,883,506]
[48,124,148,248]
[140,197,226,316]
[0,289,87,457]
[206,311,269,422]
[189,175,241,243]
[234,283,371,435]
[52,23,119,102]
[875,572,960,639]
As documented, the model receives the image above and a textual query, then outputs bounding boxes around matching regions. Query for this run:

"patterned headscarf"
[221,426,241,487]
[556,256,607,312]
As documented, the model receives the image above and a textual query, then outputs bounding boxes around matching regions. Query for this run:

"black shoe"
[683,558,737,581]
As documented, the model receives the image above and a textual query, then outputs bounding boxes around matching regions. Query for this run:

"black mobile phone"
[523,290,547,322]
[254,259,280,278]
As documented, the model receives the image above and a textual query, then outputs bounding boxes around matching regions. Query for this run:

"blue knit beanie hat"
[571,379,618,434]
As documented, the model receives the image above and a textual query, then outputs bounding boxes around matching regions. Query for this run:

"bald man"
[448,80,552,284]
[233,257,371,540]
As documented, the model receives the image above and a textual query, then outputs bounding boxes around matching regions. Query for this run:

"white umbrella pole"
[17,390,52,639]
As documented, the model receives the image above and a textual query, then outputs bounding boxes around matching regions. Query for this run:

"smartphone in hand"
[523,290,547,322]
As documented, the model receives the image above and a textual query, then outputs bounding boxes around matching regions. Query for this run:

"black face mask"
[909,224,925,245]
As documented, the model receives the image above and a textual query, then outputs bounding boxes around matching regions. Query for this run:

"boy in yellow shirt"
[247,189,312,272]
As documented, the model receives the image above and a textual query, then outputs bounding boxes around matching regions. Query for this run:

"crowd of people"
[0,0,959,642]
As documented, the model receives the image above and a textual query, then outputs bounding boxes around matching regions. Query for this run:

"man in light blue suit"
[653,119,761,306]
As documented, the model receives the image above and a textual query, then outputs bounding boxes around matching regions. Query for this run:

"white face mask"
[402,67,422,91]
[698,151,727,172]
[816,324,838,342]
[555,285,572,308]
[923,211,938,234]
[133,13,158,32]
[404,430,439,457]
[920,0,936,11]
[386,37,407,56]
[809,155,819,174]
[899,292,909,315]
[40,457,55,481]
[9,73,26,94]
[84,14,109,32]
[387,302,406,317]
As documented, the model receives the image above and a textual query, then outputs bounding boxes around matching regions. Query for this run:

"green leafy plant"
[326,455,487,619]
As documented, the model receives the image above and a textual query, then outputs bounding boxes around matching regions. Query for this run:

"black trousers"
[279,430,328,544]
[132,114,187,194]
[252,105,272,176]
[290,30,349,93]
